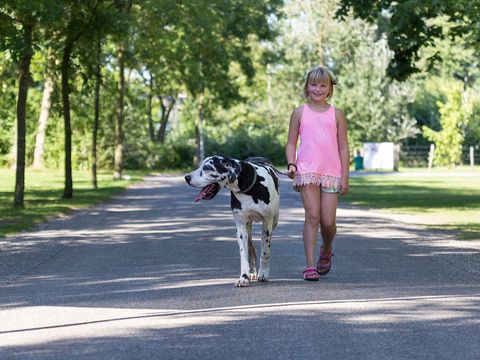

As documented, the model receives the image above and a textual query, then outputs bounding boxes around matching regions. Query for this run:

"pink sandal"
[303,267,319,281]
[317,246,334,275]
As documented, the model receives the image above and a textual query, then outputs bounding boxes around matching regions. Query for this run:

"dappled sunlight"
[1,294,479,348]
[0,305,250,347]
[2,174,480,358]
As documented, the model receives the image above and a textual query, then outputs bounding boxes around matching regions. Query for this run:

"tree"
[337,0,480,81]
[133,1,181,146]
[0,1,60,208]
[112,0,133,180]
[43,0,120,197]
[33,48,55,169]
[58,1,108,198]
[177,0,282,164]
[92,39,102,188]
[423,84,474,167]
[263,0,419,149]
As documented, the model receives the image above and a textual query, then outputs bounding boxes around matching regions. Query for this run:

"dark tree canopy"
[337,0,480,80]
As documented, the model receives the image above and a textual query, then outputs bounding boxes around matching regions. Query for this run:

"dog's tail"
[245,157,290,177]
[271,167,290,177]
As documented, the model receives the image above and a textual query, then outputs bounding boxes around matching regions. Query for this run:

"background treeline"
[1,1,480,205]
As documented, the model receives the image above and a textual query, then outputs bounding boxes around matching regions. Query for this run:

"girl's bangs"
[309,69,330,84]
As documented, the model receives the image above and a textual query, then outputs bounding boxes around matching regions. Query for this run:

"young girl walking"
[285,66,350,281]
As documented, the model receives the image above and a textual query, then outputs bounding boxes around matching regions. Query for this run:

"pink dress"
[293,104,342,191]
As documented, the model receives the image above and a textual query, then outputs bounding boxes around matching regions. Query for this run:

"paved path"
[1,175,479,359]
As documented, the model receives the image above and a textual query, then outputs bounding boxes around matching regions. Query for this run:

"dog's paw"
[257,273,269,282]
[234,274,250,287]
[249,272,258,281]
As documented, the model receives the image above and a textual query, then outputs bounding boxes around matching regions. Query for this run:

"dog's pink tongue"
[194,187,208,202]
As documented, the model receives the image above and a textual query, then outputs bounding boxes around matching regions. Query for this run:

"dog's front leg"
[257,219,274,282]
[234,222,251,287]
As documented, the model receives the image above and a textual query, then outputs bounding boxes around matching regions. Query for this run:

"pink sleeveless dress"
[293,104,342,191]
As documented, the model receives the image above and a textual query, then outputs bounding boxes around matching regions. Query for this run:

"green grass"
[344,169,480,240]
[0,168,149,237]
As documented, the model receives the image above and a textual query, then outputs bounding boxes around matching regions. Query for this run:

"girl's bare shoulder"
[291,105,305,120]
[334,107,345,117]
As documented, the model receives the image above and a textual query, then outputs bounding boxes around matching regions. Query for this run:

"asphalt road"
[1,174,479,359]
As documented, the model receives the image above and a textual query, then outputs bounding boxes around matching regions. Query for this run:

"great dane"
[185,156,280,287]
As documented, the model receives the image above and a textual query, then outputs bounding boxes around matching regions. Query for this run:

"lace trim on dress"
[293,173,341,191]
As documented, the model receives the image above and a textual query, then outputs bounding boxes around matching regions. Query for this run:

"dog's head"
[185,155,241,202]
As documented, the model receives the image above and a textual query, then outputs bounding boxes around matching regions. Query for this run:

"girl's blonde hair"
[303,66,337,99]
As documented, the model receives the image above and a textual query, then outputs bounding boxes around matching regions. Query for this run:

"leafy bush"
[205,126,285,165]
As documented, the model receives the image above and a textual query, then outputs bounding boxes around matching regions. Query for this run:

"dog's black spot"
[237,162,271,204]
[237,162,256,191]
[231,193,242,210]
[242,274,249,280]
[212,156,229,173]
[265,230,270,237]
[249,175,270,204]
[246,158,278,194]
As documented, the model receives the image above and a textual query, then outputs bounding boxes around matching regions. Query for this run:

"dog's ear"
[225,159,241,183]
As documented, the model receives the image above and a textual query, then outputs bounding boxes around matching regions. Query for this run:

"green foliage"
[1,0,480,182]
[145,141,196,170]
[423,84,474,166]
[337,0,480,81]
[206,126,285,165]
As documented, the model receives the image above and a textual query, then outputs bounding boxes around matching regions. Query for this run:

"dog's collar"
[237,165,257,194]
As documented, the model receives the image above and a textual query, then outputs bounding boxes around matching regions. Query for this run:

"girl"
[285,66,350,281]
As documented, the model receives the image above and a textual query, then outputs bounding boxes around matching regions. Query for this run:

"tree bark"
[113,43,125,180]
[33,70,53,169]
[13,22,34,209]
[157,96,175,144]
[92,40,102,189]
[61,41,74,199]
[147,78,155,142]
[194,96,205,165]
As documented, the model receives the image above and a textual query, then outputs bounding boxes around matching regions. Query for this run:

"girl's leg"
[300,185,321,268]
[319,191,338,255]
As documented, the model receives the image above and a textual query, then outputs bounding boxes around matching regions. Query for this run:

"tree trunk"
[157,96,175,144]
[13,22,34,209]
[194,96,205,165]
[92,40,102,189]
[113,43,125,180]
[61,42,74,199]
[147,78,155,142]
[33,72,53,169]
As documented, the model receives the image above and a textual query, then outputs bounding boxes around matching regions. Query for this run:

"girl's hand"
[340,180,349,196]
[287,164,297,179]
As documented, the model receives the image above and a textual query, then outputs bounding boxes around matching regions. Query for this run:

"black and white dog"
[185,156,280,287]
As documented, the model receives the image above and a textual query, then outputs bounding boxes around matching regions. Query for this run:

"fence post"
[470,146,474,168]
[428,144,435,169]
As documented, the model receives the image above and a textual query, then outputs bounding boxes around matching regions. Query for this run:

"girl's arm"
[336,108,350,195]
[285,107,302,178]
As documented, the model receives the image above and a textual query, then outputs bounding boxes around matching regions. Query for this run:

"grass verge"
[343,169,480,241]
[0,168,149,238]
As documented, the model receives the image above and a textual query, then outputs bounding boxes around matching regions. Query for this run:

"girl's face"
[307,80,330,103]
